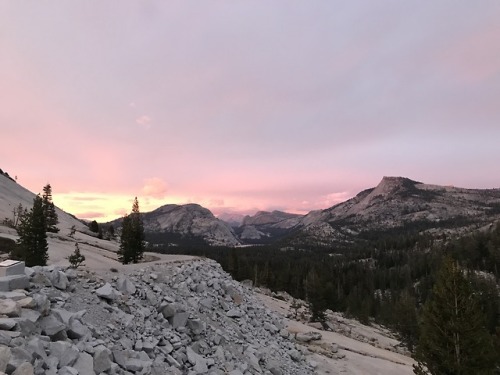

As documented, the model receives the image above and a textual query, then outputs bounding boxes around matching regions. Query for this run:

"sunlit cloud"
[142,177,169,199]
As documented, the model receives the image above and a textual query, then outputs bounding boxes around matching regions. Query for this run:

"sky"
[1,2,500,222]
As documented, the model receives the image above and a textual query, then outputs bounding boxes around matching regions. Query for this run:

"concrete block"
[0,260,25,277]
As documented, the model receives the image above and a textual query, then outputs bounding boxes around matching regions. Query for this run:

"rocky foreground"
[0,259,315,375]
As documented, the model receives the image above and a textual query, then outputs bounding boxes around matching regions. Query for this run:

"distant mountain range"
[2,172,500,248]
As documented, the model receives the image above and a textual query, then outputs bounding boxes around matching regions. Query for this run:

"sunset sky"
[1,2,500,222]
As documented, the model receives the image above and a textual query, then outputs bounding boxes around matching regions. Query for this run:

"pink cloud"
[142,177,169,199]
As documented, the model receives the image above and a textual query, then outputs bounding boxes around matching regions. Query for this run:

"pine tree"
[42,184,59,233]
[14,195,49,266]
[413,257,497,374]
[68,242,85,269]
[118,197,145,264]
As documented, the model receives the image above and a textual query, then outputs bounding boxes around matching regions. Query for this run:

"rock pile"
[0,259,315,374]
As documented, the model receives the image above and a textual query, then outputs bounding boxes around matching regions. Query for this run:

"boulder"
[11,362,34,375]
[0,300,21,317]
[95,283,121,301]
[93,346,112,373]
[116,277,136,295]
[49,270,68,290]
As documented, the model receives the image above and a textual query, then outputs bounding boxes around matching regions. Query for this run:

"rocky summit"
[0,259,314,375]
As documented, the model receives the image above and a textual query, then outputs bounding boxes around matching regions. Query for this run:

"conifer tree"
[14,195,49,266]
[68,242,85,269]
[118,197,145,264]
[42,183,59,233]
[413,257,497,374]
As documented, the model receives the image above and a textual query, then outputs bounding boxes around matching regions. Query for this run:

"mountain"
[293,176,500,246]
[111,203,241,247]
[235,210,303,243]
[217,212,246,227]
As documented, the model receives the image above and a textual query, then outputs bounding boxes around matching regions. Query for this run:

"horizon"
[2,2,500,222]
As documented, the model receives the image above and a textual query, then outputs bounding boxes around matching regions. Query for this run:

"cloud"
[142,177,169,199]
[136,115,151,128]
[75,211,106,220]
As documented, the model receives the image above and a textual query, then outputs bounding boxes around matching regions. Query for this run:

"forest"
[149,221,500,355]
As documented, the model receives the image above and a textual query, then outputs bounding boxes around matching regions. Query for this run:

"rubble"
[0,259,314,374]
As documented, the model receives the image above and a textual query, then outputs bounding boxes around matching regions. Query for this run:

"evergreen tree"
[88,220,99,233]
[42,184,59,233]
[118,197,145,264]
[14,195,49,266]
[413,257,497,375]
[68,242,85,269]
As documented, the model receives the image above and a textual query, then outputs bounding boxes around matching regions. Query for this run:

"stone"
[49,270,68,290]
[16,297,35,309]
[116,277,136,295]
[95,283,121,301]
[93,346,112,373]
[0,299,21,317]
[40,315,66,337]
[186,347,208,374]
[288,349,301,362]
[0,346,11,373]
[295,331,322,343]
[32,294,50,316]
[187,318,204,335]
[49,341,79,368]
[0,318,17,330]
[0,291,27,301]
[125,358,143,372]
[11,362,34,375]
[171,312,189,329]
[226,309,243,318]
[73,352,94,375]
[159,303,177,319]
[58,367,78,375]
[0,275,29,292]
[7,347,32,373]
[67,316,90,339]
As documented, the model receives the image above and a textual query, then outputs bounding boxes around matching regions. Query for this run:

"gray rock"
[11,362,34,375]
[58,366,78,375]
[125,358,144,372]
[93,346,112,373]
[0,345,11,373]
[67,316,90,339]
[0,299,21,317]
[171,312,189,329]
[0,331,11,346]
[32,294,50,316]
[116,277,136,295]
[226,308,243,318]
[73,352,94,375]
[187,318,204,335]
[50,270,69,290]
[0,275,29,292]
[49,341,79,368]
[7,347,33,373]
[95,283,121,301]
[186,346,208,374]
[0,318,17,330]
[288,349,302,361]
[40,315,66,337]
[295,331,322,343]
